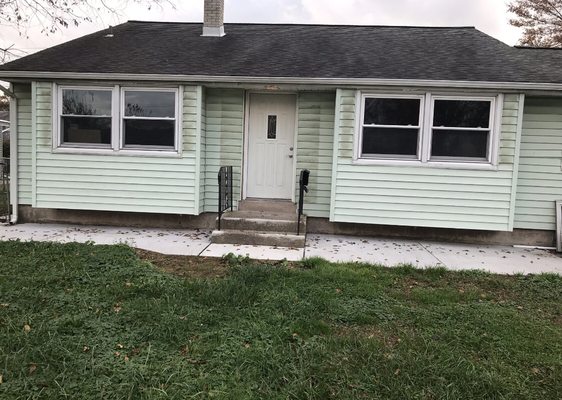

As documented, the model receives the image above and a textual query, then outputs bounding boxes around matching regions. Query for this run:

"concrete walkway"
[1,223,561,275]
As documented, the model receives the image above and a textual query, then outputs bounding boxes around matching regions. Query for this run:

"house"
[1,0,562,249]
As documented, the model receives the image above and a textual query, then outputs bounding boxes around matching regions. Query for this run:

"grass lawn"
[0,241,561,399]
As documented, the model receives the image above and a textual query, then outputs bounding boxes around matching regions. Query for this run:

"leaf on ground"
[29,364,37,374]
[23,324,31,333]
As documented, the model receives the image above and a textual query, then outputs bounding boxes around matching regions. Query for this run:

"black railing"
[217,166,233,230]
[297,169,310,236]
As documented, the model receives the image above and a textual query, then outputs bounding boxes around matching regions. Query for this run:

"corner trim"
[8,83,18,223]
[508,93,525,231]
[329,88,342,222]
[194,85,203,214]
[31,81,37,207]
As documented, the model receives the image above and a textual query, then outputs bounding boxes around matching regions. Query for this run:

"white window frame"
[427,95,497,164]
[52,84,182,157]
[120,87,180,152]
[354,91,502,169]
[54,85,118,150]
[357,93,425,161]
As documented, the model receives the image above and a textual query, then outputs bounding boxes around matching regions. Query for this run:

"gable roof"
[0,21,560,85]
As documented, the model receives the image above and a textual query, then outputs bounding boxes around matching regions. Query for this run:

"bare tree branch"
[508,0,562,47]
[0,0,174,62]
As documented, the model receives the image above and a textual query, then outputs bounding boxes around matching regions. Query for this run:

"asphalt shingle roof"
[0,22,560,84]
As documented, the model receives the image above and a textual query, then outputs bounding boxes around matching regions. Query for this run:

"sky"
[1,0,523,60]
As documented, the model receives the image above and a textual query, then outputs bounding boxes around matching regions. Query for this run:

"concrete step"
[211,229,306,248]
[238,199,297,214]
[219,211,306,233]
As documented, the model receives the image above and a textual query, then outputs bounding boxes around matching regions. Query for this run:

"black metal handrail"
[217,166,233,230]
[0,158,10,223]
[297,169,310,235]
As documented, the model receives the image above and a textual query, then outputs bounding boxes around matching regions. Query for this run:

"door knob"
[289,147,294,151]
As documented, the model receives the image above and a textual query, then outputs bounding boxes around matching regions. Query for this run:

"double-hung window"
[59,88,113,147]
[359,95,423,159]
[356,92,498,166]
[56,85,179,153]
[122,89,178,149]
[430,97,494,161]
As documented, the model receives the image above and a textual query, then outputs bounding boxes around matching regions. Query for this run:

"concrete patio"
[1,223,561,275]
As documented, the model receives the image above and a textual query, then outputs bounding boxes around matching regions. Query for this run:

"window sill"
[52,147,182,158]
[352,158,498,171]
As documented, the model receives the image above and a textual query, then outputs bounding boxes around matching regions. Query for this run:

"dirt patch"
[135,249,229,279]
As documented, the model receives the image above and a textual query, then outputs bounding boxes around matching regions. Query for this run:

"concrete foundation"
[18,206,217,230]
[307,217,556,248]
[17,206,556,247]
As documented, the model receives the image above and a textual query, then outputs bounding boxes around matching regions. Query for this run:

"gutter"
[1,84,18,224]
[2,71,562,91]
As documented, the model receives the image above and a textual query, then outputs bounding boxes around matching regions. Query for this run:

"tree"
[0,0,172,62]
[0,96,8,111]
[508,0,562,47]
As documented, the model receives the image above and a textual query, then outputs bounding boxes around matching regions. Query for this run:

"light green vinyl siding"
[14,84,32,204]
[330,89,521,231]
[514,97,562,231]
[203,88,245,212]
[295,92,335,218]
[31,82,201,214]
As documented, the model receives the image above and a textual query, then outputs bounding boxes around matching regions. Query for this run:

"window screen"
[360,97,421,158]
[61,89,112,146]
[122,90,176,148]
[431,99,492,160]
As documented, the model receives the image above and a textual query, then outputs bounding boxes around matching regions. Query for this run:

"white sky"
[1,0,522,59]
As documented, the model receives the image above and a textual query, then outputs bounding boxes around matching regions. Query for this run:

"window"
[56,85,179,154]
[430,98,493,161]
[267,115,277,139]
[122,89,177,148]
[356,92,498,166]
[359,96,423,159]
[60,88,113,146]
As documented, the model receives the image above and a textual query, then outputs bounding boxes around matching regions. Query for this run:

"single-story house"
[1,0,562,248]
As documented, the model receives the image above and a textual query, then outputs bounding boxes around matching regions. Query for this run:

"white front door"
[246,93,296,199]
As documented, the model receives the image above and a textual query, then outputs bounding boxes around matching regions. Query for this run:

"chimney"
[202,0,225,37]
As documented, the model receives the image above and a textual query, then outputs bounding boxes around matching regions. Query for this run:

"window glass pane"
[431,129,489,158]
[62,116,112,145]
[62,89,112,116]
[124,91,175,118]
[267,115,277,139]
[364,98,420,126]
[433,100,491,128]
[362,127,419,156]
[124,119,175,147]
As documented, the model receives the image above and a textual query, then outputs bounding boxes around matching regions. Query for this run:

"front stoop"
[211,199,307,248]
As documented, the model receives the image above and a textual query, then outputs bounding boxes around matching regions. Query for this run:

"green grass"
[0,241,561,399]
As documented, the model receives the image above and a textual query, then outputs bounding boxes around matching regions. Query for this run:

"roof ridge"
[515,45,562,50]
[125,20,476,29]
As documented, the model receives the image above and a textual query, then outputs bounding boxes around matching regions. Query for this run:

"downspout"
[1,84,18,224]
